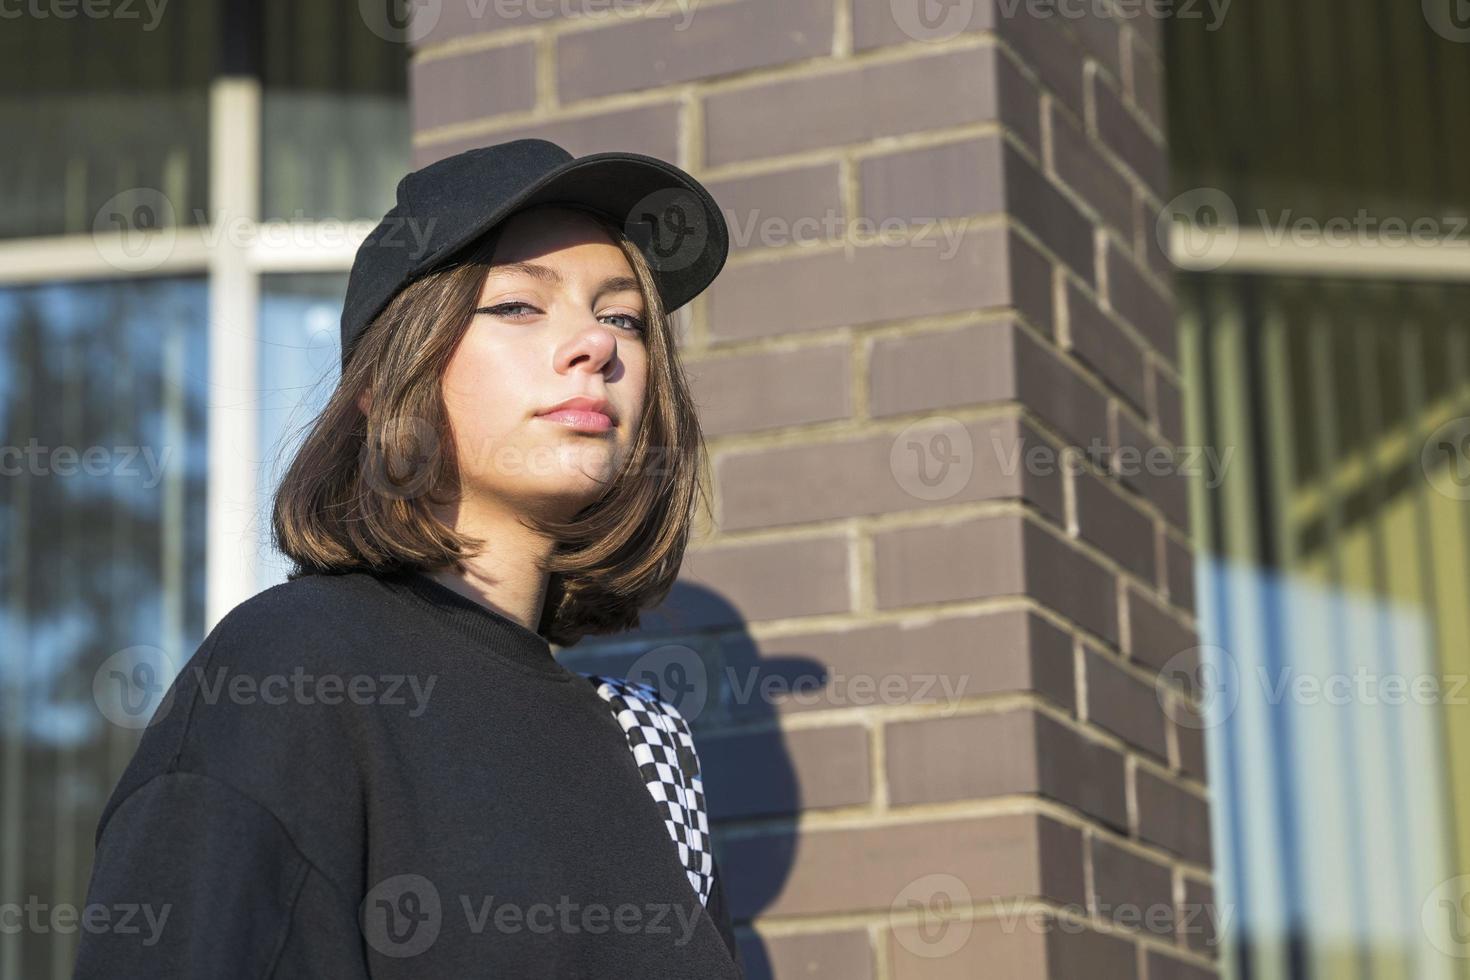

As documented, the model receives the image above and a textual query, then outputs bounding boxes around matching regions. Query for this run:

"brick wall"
[406,2,1216,977]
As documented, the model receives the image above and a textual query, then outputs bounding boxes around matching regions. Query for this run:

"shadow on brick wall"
[557,579,824,980]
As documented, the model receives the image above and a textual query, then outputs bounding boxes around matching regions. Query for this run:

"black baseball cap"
[339,138,730,368]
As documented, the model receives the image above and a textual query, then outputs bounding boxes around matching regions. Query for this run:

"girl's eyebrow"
[485,262,641,301]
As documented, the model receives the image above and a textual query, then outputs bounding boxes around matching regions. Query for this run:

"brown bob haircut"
[270,203,712,648]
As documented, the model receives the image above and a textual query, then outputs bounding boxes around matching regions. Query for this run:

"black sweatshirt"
[72,568,745,979]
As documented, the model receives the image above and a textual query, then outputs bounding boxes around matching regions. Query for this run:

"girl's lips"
[536,409,614,432]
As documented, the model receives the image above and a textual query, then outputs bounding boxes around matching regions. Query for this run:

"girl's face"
[440,205,649,520]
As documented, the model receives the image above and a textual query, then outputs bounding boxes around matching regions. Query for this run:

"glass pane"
[0,6,217,240]
[1166,4,1470,227]
[1177,271,1470,980]
[0,277,209,977]
[260,0,410,222]
[255,273,347,592]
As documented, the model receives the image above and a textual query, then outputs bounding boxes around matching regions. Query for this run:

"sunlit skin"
[359,205,650,632]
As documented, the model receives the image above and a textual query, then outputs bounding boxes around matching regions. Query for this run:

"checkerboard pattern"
[583,674,714,907]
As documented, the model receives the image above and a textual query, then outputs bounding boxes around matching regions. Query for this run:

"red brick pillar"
[406,2,1215,977]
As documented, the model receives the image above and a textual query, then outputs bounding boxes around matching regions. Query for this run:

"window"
[0,277,209,979]
[0,5,406,974]
[1167,6,1470,977]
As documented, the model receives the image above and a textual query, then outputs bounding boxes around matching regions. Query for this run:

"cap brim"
[416,151,729,316]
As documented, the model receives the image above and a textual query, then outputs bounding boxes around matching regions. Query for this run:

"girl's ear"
[356,388,372,416]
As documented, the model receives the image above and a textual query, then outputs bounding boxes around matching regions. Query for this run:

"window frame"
[0,78,371,629]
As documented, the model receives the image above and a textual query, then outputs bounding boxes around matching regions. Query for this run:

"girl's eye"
[601,313,647,333]
[478,303,645,334]
[481,302,536,318]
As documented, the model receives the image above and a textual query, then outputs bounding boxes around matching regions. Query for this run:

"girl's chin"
[463,444,625,504]
[511,471,621,508]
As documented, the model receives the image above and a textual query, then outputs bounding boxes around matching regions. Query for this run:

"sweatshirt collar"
[372,568,572,680]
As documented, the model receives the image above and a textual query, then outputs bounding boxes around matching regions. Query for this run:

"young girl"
[73,139,743,978]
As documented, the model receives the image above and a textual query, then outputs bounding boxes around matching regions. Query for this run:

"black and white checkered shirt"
[583,673,716,908]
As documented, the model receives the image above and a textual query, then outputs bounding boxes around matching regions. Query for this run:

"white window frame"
[1167,224,1470,282]
[0,78,372,629]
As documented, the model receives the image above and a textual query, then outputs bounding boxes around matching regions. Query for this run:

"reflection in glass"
[1179,272,1470,980]
[1167,3,1470,229]
[0,277,209,977]
[260,0,409,222]
[255,273,347,591]
[0,7,217,239]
